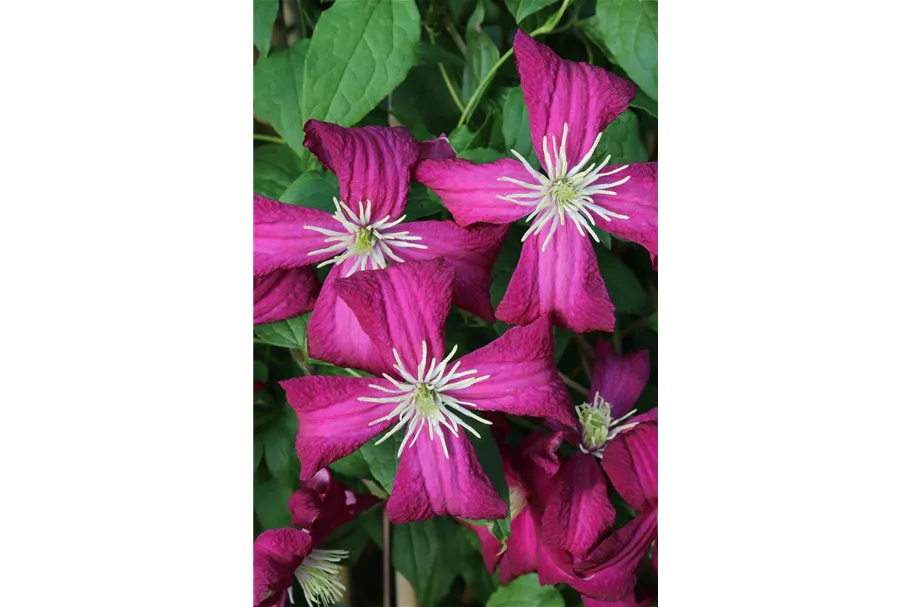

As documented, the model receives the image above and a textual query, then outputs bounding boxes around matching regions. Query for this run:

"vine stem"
[455,0,573,129]
[560,372,589,397]
[253,134,285,144]
[425,25,466,113]
[383,507,391,607]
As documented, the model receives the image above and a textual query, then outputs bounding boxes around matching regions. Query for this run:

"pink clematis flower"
[280,259,575,524]
[415,30,657,333]
[253,469,377,607]
[253,266,320,325]
[254,121,507,374]
[535,340,657,601]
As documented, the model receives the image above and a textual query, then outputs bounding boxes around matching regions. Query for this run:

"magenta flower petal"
[590,163,658,262]
[590,341,650,420]
[542,453,616,558]
[414,158,538,226]
[601,422,657,512]
[513,29,635,170]
[497,228,615,332]
[333,259,455,373]
[306,260,389,376]
[304,120,419,221]
[254,194,340,275]
[289,469,379,545]
[573,509,658,599]
[254,267,320,325]
[394,221,509,321]
[280,376,396,480]
[454,316,576,428]
[253,528,312,607]
[499,505,542,583]
[417,134,456,160]
[386,429,507,523]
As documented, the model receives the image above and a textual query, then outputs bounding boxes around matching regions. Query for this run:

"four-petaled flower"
[416,30,657,333]
[254,121,508,375]
[280,259,575,524]
[253,469,377,607]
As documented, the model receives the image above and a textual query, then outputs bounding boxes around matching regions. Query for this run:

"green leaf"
[500,87,535,161]
[394,517,470,607]
[302,0,421,126]
[391,64,462,135]
[263,420,298,487]
[596,110,648,165]
[486,574,565,607]
[594,0,657,100]
[254,313,310,349]
[462,2,501,105]
[254,144,303,199]
[458,147,507,163]
[253,360,269,383]
[254,434,264,470]
[406,184,445,219]
[253,0,279,57]
[254,39,310,156]
[359,435,399,493]
[329,447,372,479]
[631,89,658,118]
[645,310,657,331]
[595,250,650,316]
[505,0,560,24]
[254,477,293,530]
[279,171,339,212]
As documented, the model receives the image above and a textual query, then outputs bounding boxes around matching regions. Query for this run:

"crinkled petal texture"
[543,453,616,558]
[303,120,418,221]
[497,226,615,333]
[590,341,650,419]
[417,134,456,160]
[281,376,395,479]
[289,469,379,546]
[455,316,576,428]
[601,421,658,512]
[334,259,454,372]
[499,505,542,583]
[591,163,658,263]
[253,528,312,607]
[574,509,659,599]
[513,29,635,169]
[414,158,535,226]
[394,222,508,321]
[386,429,507,523]
[253,194,340,275]
[254,267,320,325]
[306,259,388,375]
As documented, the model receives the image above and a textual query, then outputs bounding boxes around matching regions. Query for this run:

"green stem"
[426,25,466,113]
[253,134,285,144]
[455,0,573,129]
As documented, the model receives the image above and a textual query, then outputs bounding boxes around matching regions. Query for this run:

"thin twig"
[559,372,589,397]
[425,25,466,113]
[253,134,285,144]
[443,18,467,56]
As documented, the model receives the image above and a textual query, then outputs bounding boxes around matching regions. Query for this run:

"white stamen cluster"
[576,392,639,458]
[360,341,492,459]
[304,197,427,277]
[497,123,631,252]
[289,548,349,607]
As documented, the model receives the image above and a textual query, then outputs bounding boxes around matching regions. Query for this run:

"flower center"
[290,548,349,607]
[302,197,427,277]
[576,392,639,458]
[496,122,632,252]
[360,341,492,459]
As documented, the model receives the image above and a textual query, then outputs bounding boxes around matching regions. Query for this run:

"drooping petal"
[590,163,657,261]
[280,376,395,480]
[513,29,636,169]
[542,453,616,558]
[303,120,419,221]
[289,469,379,545]
[497,227,615,332]
[394,221,508,321]
[417,134,456,160]
[589,341,650,420]
[455,316,577,429]
[414,158,536,226]
[254,194,341,275]
[253,528,312,607]
[499,505,542,583]
[334,259,454,373]
[601,422,657,512]
[306,259,388,377]
[386,429,507,523]
[254,267,320,325]
[574,509,658,601]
